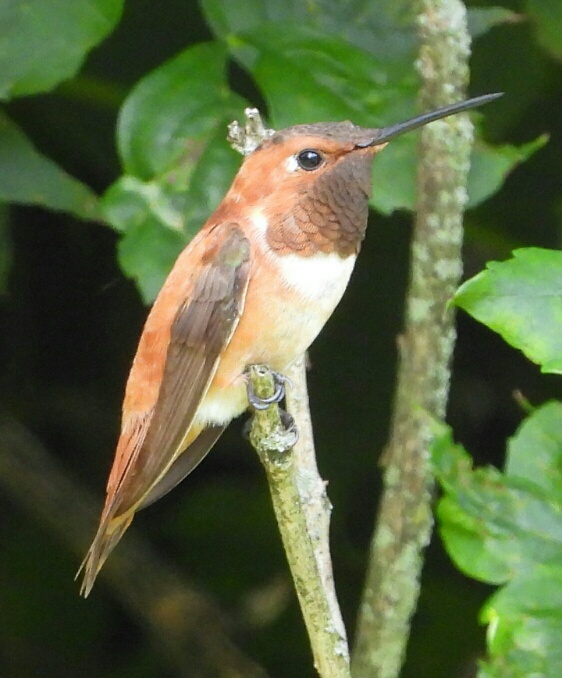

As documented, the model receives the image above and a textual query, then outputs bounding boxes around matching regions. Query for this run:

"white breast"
[249,208,357,308]
[275,250,356,307]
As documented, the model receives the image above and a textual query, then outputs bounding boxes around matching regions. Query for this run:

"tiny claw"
[243,406,299,449]
[246,370,289,411]
[278,409,299,447]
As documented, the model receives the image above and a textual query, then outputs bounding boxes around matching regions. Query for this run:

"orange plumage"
[79,94,500,595]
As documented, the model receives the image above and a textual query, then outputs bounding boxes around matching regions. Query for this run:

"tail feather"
[77,426,224,596]
[77,512,134,597]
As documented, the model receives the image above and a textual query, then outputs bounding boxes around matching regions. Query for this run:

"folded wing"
[79,224,251,595]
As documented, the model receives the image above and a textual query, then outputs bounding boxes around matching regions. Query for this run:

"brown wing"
[139,424,226,508]
[109,224,251,515]
[78,225,250,595]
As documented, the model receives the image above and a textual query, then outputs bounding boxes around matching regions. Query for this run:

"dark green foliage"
[1,0,562,676]
[433,403,562,677]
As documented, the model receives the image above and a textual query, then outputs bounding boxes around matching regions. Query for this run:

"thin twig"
[248,361,350,678]
[352,2,473,677]
[0,415,270,678]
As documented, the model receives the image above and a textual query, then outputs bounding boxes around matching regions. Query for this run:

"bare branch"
[247,361,351,678]
[352,1,474,676]
[231,107,350,677]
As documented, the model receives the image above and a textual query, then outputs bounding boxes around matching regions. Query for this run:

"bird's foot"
[278,409,299,447]
[245,368,290,410]
[242,406,299,448]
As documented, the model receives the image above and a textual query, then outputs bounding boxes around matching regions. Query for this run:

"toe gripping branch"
[245,365,299,449]
[246,366,289,410]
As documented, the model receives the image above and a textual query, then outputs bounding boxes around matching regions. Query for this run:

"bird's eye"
[296,149,324,171]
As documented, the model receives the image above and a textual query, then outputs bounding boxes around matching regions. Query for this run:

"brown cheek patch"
[267,153,371,257]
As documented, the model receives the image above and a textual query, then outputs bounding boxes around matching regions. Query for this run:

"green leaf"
[237,24,415,129]
[467,134,547,209]
[526,0,562,61]
[201,0,417,80]
[200,0,304,43]
[0,0,124,100]
[432,424,559,584]
[479,565,562,678]
[103,42,246,301]
[0,111,100,220]
[101,176,189,302]
[102,132,242,303]
[117,42,244,179]
[432,407,562,677]
[370,134,418,215]
[186,125,242,229]
[506,401,562,498]
[432,415,562,584]
[455,248,562,374]
[116,218,187,305]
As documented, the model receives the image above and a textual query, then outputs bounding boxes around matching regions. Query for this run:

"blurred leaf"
[467,7,520,39]
[102,176,186,235]
[0,0,124,99]
[186,124,242,227]
[200,0,306,42]
[117,42,244,179]
[432,408,562,678]
[455,248,562,374]
[467,134,547,209]
[506,401,562,497]
[237,24,416,129]
[431,423,561,585]
[102,131,242,303]
[0,111,100,220]
[370,134,418,215]
[117,216,187,305]
[526,0,562,61]
[371,131,542,215]
[202,0,417,80]
[104,42,246,301]
[479,565,562,678]
[101,177,188,302]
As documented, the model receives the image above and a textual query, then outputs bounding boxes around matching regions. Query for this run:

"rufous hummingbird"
[79,93,501,596]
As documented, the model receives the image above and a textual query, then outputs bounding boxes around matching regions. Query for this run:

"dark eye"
[296,149,324,171]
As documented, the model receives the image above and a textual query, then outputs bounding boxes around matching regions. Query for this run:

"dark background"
[1,0,562,676]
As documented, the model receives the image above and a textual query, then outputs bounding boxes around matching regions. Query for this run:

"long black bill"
[357,92,503,147]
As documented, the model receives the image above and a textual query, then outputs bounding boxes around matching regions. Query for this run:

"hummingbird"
[79,93,501,596]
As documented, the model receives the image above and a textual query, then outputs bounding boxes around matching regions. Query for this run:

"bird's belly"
[197,250,356,427]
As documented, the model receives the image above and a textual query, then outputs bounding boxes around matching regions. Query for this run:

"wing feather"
[139,425,226,509]
[110,224,251,514]
[79,225,251,595]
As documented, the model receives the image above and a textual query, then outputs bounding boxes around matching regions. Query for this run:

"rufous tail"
[77,511,134,597]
